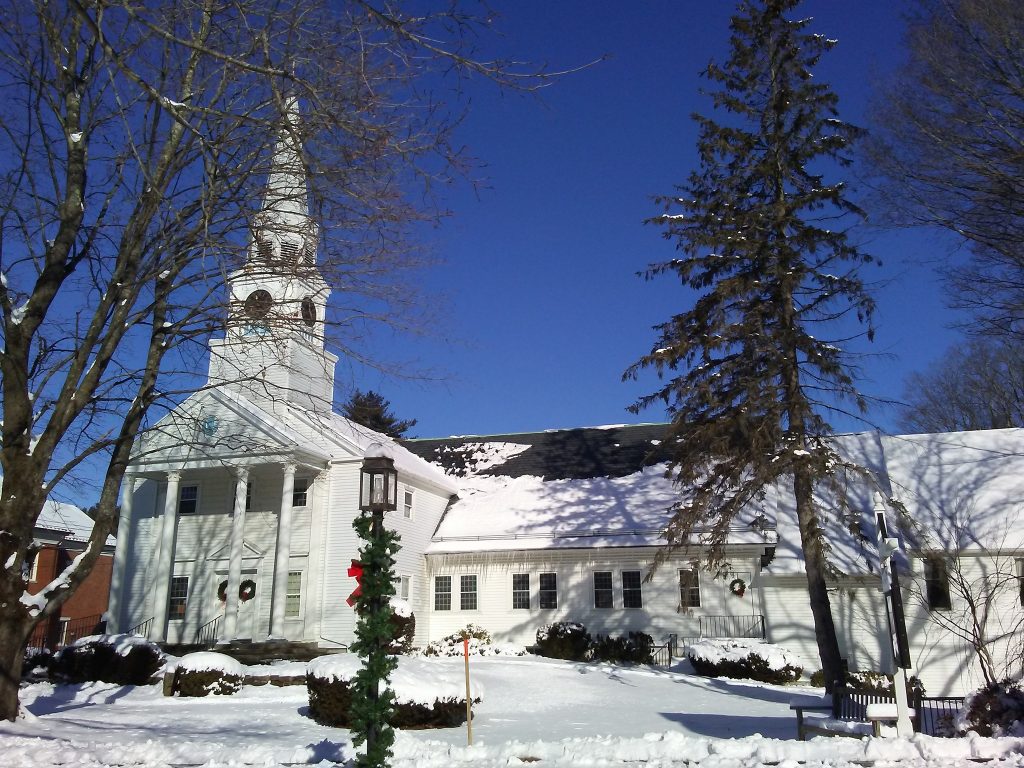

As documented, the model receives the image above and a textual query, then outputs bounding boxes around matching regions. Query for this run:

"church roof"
[404,424,1024,566]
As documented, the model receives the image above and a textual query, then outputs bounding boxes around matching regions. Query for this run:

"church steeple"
[208,98,338,414]
[250,96,320,270]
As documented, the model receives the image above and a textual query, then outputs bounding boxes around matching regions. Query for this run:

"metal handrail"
[193,615,222,647]
[125,617,154,638]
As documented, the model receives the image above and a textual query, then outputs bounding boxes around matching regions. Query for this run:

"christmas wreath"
[729,578,747,598]
[217,579,228,603]
[239,579,257,602]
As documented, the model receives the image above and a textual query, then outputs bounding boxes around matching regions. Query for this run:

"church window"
[434,576,451,611]
[924,557,952,611]
[257,238,275,263]
[169,576,189,620]
[178,485,199,516]
[460,575,478,610]
[678,568,701,608]
[512,574,530,609]
[285,571,302,618]
[622,570,643,609]
[539,572,558,609]
[594,571,613,609]
[292,478,309,507]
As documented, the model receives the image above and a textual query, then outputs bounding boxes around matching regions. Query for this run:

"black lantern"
[359,454,398,513]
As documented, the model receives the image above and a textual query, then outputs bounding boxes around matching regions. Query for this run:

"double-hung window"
[622,570,643,609]
[292,478,309,507]
[512,574,530,609]
[169,576,189,620]
[924,557,952,611]
[285,571,302,618]
[594,571,613,609]
[460,575,478,610]
[403,489,414,519]
[539,572,557,609]
[178,485,199,516]
[678,568,701,608]
[434,576,452,611]
[1017,558,1024,606]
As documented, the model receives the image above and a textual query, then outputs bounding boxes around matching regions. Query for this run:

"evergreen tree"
[343,390,418,439]
[625,0,876,691]
[348,509,401,768]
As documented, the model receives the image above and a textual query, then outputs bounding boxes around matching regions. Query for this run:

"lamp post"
[354,450,398,768]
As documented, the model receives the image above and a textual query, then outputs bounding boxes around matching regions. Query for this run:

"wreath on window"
[239,579,257,602]
[729,578,747,598]
[217,579,228,603]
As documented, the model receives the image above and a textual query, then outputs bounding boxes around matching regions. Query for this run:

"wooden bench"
[789,694,833,740]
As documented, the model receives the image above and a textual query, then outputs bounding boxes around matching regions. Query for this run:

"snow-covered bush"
[53,634,163,685]
[422,624,526,657]
[22,647,54,679]
[306,654,481,728]
[590,632,654,664]
[174,652,244,697]
[957,680,1024,737]
[388,597,416,654]
[686,639,804,684]
[810,668,891,691]
[535,622,591,661]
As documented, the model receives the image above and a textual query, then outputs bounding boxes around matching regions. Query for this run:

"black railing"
[193,615,222,648]
[25,614,106,652]
[126,617,154,638]
[651,634,677,666]
[699,614,765,640]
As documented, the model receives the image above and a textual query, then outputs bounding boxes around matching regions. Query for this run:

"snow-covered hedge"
[53,633,164,685]
[535,622,591,661]
[387,597,416,654]
[174,652,244,697]
[306,654,482,728]
[422,624,526,658]
[686,639,805,684]
[958,680,1024,737]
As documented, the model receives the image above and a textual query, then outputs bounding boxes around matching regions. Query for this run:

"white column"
[151,470,180,642]
[221,467,249,642]
[106,474,136,633]
[270,463,297,639]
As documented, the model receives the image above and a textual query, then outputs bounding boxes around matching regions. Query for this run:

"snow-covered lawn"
[2,655,1023,767]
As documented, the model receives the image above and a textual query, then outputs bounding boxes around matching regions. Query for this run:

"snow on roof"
[36,499,115,547]
[415,424,1024,564]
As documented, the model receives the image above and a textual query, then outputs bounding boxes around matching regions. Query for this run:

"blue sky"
[348,0,967,439]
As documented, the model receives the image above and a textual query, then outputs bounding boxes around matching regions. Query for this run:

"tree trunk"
[794,466,844,693]
[0,607,29,721]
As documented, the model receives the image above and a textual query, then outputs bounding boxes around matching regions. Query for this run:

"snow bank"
[307,654,483,704]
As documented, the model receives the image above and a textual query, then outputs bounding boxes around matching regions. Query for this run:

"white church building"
[107,108,1024,698]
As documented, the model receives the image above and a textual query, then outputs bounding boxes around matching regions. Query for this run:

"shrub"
[174,652,244,697]
[421,624,526,658]
[388,598,416,654]
[306,655,479,729]
[535,622,591,661]
[22,647,54,679]
[590,632,654,664]
[686,639,803,684]
[958,680,1024,737]
[54,634,163,685]
[810,668,892,691]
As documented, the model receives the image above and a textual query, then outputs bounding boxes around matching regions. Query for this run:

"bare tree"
[0,0,569,721]
[864,0,1024,339]
[906,540,1024,688]
[899,338,1024,433]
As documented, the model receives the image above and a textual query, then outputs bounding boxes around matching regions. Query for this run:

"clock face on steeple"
[301,296,317,327]
[244,289,273,319]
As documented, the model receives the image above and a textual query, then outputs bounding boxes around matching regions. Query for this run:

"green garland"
[348,509,401,768]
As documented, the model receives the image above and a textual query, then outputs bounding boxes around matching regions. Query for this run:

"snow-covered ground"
[3,655,1023,767]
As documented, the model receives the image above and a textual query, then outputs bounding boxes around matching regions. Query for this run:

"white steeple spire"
[251,96,319,268]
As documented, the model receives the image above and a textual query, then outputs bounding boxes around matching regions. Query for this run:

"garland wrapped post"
[349,506,401,768]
